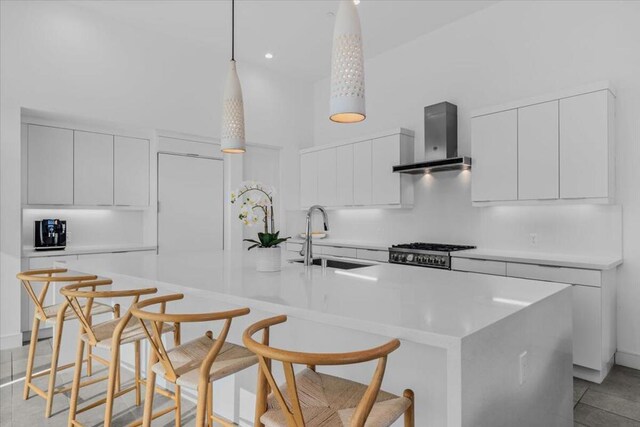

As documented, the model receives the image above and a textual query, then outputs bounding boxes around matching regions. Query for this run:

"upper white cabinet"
[336,144,354,206]
[317,148,337,206]
[300,129,414,209]
[518,101,559,200]
[27,125,74,205]
[560,90,613,200]
[74,131,114,206]
[472,82,615,205]
[300,151,318,209]
[114,136,150,206]
[471,110,518,202]
[353,140,373,206]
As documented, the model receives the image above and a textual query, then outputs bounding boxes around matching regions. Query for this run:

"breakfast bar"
[53,250,573,427]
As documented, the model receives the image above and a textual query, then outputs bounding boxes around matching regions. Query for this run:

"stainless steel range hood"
[393,102,471,174]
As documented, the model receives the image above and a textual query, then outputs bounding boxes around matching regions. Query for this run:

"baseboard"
[616,350,640,370]
[0,333,23,350]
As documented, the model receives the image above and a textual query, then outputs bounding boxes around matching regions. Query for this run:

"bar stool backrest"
[242,315,402,427]
[17,268,98,321]
[60,280,157,346]
[130,293,250,383]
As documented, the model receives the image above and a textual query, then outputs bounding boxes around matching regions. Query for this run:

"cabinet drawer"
[286,242,303,252]
[322,246,357,258]
[451,258,506,276]
[356,249,388,262]
[506,262,601,287]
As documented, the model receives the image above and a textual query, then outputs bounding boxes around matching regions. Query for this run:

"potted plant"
[231,181,290,272]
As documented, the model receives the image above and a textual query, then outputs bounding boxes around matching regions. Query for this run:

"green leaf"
[247,243,259,251]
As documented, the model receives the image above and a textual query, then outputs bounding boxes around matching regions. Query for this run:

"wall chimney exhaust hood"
[393,102,471,174]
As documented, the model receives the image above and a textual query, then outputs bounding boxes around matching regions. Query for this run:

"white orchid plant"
[231,181,290,250]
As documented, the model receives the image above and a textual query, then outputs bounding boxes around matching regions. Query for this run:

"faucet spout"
[301,205,329,266]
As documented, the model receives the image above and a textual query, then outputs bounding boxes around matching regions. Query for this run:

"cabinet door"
[317,148,337,206]
[300,152,318,208]
[27,125,74,205]
[518,101,559,200]
[353,140,372,205]
[471,110,518,202]
[336,144,354,206]
[560,90,610,199]
[573,285,602,370]
[74,131,114,205]
[372,135,401,205]
[114,136,149,206]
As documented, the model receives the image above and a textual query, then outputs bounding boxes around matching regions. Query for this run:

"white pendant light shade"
[221,60,246,153]
[330,0,365,123]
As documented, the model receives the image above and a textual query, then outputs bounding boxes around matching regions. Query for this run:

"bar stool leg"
[403,389,415,427]
[104,344,121,427]
[23,316,41,400]
[142,349,158,427]
[207,383,213,427]
[175,384,182,427]
[68,337,86,426]
[195,379,208,427]
[134,340,141,406]
[45,312,65,417]
[86,316,93,377]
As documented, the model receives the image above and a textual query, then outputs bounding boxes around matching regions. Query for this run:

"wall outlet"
[529,233,537,246]
[519,351,528,385]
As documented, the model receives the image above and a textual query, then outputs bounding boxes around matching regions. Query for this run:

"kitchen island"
[55,250,573,427]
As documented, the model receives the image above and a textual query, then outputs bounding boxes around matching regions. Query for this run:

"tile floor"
[2,339,640,426]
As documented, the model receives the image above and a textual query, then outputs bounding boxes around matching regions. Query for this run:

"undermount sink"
[290,258,374,270]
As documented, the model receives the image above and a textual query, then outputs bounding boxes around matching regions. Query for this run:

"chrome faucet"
[300,205,329,266]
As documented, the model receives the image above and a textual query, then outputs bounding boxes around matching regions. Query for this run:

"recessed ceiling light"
[265,53,274,59]
[353,0,360,5]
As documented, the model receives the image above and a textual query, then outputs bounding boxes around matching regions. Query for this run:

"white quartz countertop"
[23,244,157,258]
[452,248,622,270]
[59,250,569,348]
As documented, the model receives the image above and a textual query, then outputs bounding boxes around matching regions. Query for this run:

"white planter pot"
[255,247,282,272]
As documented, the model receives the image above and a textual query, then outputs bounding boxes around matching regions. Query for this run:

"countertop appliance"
[393,102,471,174]
[35,219,66,251]
[388,242,476,269]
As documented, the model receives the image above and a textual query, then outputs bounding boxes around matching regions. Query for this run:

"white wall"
[308,1,640,364]
[0,1,312,347]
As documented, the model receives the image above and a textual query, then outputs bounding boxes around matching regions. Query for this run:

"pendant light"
[329,0,366,123]
[221,0,246,153]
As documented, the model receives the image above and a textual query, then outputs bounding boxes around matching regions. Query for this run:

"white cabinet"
[114,136,150,206]
[300,152,318,209]
[471,110,518,202]
[451,257,506,276]
[572,285,602,370]
[27,125,74,205]
[355,248,388,262]
[560,90,613,200]
[518,101,559,200]
[74,131,114,205]
[353,140,373,206]
[317,148,337,206]
[372,135,401,205]
[336,145,354,206]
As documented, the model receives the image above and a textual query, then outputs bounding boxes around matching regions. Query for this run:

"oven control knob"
[406,254,414,262]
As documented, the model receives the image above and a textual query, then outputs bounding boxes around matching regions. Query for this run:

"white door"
[518,101,559,200]
[158,154,224,253]
[27,125,74,205]
[300,152,318,209]
[471,110,518,202]
[353,140,372,206]
[336,144,354,206]
[559,90,610,199]
[74,131,114,205]
[114,136,150,206]
[317,148,337,206]
[372,135,401,205]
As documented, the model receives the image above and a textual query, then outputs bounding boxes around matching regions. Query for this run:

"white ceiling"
[72,0,497,82]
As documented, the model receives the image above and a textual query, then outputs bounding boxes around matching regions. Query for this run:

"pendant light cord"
[231,0,235,61]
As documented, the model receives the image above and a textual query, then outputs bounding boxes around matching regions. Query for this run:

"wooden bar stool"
[243,315,415,427]
[130,293,257,427]
[16,268,116,418]
[60,280,175,427]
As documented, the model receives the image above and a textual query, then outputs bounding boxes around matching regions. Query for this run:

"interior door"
[158,153,224,254]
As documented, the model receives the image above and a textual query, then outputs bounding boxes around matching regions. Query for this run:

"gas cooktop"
[388,242,476,269]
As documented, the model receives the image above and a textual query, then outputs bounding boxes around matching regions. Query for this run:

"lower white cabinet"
[355,248,388,262]
[572,285,602,370]
[450,257,506,276]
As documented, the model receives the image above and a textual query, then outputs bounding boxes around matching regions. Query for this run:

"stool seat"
[261,368,411,427]
[151,335,257,388]
[81,317,174,349]
[36,301,114,324]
